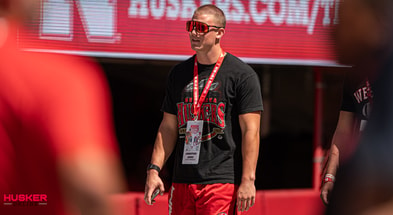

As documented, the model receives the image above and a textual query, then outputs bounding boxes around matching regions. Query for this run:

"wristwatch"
[147,163,161,173]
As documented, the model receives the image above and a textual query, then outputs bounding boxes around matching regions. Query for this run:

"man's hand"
[144,170,164,205]
[320,181,334,205]
[237,179,256,212]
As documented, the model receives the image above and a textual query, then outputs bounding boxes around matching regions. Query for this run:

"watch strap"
[147,163,161,173]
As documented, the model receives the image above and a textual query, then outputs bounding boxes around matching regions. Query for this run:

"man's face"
[189,12,222,52]
[334,0,385,65]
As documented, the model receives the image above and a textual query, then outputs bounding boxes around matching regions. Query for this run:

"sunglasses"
[186,20,224,33]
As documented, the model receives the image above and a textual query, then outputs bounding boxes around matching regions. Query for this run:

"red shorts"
[168,183,245,215]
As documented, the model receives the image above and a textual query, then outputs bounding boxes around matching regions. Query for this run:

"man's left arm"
[237,111,261,212]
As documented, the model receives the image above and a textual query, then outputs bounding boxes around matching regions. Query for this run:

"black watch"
[147,163,161,173]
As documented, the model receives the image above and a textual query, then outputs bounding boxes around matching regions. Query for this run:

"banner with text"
[19,0,340,66]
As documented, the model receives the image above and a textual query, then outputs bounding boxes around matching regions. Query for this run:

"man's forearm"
[150,131,168,169]
[241,130,260,182]
[150,114,178,169]
[325,143,340,176]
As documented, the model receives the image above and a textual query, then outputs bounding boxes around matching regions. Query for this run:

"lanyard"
[192,51,225,120]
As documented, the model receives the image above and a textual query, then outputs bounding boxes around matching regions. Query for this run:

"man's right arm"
[321,110,356,205]
[144,112,178,205]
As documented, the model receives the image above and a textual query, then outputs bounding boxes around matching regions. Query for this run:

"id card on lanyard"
[182,51,225,165]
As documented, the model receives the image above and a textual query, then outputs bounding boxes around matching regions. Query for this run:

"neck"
[196,47,223,65]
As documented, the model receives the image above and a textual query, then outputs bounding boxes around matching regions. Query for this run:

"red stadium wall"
[110,189,325,215]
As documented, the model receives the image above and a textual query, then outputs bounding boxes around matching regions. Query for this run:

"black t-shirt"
[340,72,372,131]
[161,53,263,185]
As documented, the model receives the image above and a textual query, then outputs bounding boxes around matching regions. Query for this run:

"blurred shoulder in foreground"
[0,1,126,214]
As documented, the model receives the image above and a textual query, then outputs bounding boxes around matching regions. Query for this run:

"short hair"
[194,4,226,28]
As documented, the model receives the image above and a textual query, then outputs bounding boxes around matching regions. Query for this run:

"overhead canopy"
[19,0,340,66]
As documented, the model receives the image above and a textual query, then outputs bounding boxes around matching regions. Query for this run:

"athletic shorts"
[168,183,246,215]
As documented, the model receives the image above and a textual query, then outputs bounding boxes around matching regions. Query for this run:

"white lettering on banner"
[129,0,149,18]
[268,0,286,25]
[151,0,166,19]
[127,0,339,35]
[41,0,119,43]
[181,0,197,19]
[40,0,72,41]
[76,0,119,43]
[321,0,333,25]
[129,0,197,20]
[200,0,213,5]
[38,0,339,44]
[212,0,247,23]
[333,0,339,25]
[230,0,247,23]
[248,0,337,34]
[287,0,309,26]
[214,0,230,21]
[166,0,181,20]
[307,0,336,34]
[249,0,268,25]
[307,0,320,34]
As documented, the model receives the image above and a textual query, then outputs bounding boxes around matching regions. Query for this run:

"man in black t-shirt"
[144,4,263,215]
[320,72,372,205]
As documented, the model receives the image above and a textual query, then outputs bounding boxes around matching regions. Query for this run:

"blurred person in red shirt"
[0,0,126,214]
[326,0,393,214]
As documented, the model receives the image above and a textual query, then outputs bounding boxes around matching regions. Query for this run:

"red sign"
[19,0,340,66]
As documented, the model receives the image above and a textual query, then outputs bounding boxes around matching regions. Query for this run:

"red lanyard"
[193,51,225,120]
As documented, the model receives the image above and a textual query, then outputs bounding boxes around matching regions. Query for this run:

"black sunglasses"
[186,20,224,33]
